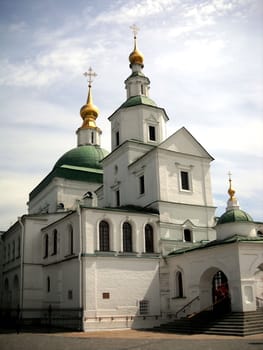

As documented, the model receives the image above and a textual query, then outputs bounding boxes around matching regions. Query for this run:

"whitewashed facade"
[1,35,262,331]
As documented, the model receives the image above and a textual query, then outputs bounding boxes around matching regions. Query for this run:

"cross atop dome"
[129,24,144,68]
[84,67,97,88]
[227,171,236,201]
[226,171,240,211]
[79,66,101,139]
[130,24,139,39]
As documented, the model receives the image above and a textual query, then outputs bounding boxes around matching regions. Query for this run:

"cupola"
[216,173,256,239]
[129,24,144,68]
[77,67,102,146]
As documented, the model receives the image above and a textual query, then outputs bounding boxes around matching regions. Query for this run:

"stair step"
[153,311,263,336]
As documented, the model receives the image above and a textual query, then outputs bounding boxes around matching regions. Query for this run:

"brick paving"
[0,329,262,350]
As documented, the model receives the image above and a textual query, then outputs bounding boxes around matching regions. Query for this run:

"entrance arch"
[199,267,231,314]
[212,271,231,314]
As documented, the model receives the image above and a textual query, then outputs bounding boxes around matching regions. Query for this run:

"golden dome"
[129,25,144,67]
[129,47,144,66]
[227,172,236,201]
[228,186,236,201]
[80,85,99,129]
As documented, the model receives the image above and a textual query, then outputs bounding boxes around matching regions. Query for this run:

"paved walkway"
[0,329,263,350]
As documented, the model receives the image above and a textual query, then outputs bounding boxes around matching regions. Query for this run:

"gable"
[159,127,214,160]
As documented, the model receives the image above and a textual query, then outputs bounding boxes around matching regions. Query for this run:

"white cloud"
[94,0,176,24]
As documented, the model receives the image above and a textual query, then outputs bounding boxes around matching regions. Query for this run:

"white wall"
[83,256,160,330]
[29,177,101,214]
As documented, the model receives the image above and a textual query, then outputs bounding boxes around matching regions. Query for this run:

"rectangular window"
[139,175,145,195]
[116,131,120,146]
[102,292,110,299]
[116,190,120,207]
[139,300,149,315]
[181,171,190,190]
[149,126,156,141]
[68,290,73,300]
[12,241,15,260]
[17,237,20,258]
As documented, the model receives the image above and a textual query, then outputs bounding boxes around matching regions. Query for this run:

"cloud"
[93,0,176,24]
[0,0,262,231]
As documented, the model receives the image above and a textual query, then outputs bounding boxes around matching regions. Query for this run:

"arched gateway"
[200,267,231,315]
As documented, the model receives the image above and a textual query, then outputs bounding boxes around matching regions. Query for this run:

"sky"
[0,0,262,231]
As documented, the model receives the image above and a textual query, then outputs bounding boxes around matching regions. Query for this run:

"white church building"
[1,31,263,332]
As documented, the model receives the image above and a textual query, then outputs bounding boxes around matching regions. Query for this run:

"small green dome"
[120,95,157,108]
[54,145,108,170]
[217,209,253,225]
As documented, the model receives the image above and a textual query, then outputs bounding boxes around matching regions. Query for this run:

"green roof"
[30,145,108,201]
[54,145,108,170]
[168,235,263,256]
[29,166,104,200]
[217,209,253,225]
[120,95,157,108]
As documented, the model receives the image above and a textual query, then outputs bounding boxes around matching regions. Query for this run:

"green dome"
[217,209,253,225]
[120,95,157,108]
[54,145,108,170]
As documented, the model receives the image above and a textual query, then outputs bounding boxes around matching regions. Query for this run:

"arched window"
[4,278,9,291]
[53,229,58,255]
[44,235,49,258]
[145,224,154,253]
[12,240,15,260]
[123,222,132,252]
[13,275,19,289]
[13,275,19,307]
[184,229,192,242]
[68,225,74,255]
[99,221,110,251]
[47,276,50,293]
[17,237,20,258]
[176,271,184,298]
[4,278,10,306]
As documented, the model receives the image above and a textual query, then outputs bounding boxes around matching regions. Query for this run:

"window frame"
[116,189,120,207]
[99,220,110,252]
[123,222,133,252]
[175,271,184,298]
[116,131,120,147]
[139,175,145,195]
[179,168,193,192]
[52,229,58,255]
[183,228,192,242]
[139,300,149,315]
[145,224,154,253]
[148,125,156,141]
[43,234,49,259]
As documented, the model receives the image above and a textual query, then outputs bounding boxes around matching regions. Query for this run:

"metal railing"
[0,306,83,333]
[256,296,263,310]
[175,296,200,319]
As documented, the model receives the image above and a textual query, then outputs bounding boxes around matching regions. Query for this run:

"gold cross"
[227,171,232,181]
[130,24,139,38]
[83,67,97,87]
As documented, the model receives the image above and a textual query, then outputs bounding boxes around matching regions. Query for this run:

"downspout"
[18,216,25,311]
[76,201,84,329]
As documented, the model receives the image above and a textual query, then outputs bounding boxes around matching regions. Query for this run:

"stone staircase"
[153,310,263,336]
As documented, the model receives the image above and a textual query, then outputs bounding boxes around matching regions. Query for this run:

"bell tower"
[108,25,169,151]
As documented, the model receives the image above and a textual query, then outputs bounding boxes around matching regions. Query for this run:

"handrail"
[175,296,200,318]
[256,296,263,309]
[187,295,229,319]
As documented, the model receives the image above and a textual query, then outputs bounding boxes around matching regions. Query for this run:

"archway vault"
[199,266,231,312]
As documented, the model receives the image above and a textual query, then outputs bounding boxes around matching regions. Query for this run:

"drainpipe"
[76,201,83,329]
[18,216,25,311]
